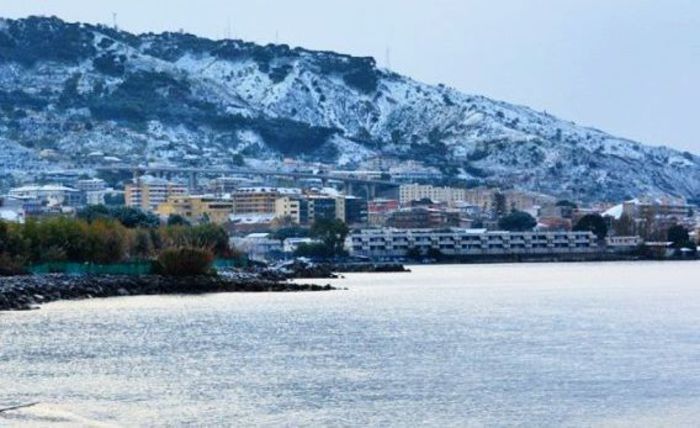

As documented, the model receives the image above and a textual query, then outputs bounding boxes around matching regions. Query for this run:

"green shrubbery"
[155,247,214,276]
[0,216,238,276]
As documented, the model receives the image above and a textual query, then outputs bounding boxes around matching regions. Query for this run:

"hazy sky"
[3,0,699,153]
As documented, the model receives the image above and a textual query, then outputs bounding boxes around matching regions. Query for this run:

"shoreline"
[0,274,336,312]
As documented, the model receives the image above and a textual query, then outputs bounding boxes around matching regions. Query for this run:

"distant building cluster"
[1,170,698,262]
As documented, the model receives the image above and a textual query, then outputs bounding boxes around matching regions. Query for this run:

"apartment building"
[274,195,368,225]
[399,184,467,205]
[348,228,597,258]
[232,187,301,215]
[156,195,234,224]
[125,176,188,211]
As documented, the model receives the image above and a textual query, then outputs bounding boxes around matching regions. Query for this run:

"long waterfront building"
[348,228,597,258]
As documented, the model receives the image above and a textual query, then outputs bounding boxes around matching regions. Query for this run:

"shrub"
[0,253,27,276]
[155,247,214,276]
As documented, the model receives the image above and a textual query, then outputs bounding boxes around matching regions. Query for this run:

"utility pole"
[112,12,118,30]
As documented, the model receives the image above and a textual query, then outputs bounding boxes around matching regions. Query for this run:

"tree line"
[0,205,239,276]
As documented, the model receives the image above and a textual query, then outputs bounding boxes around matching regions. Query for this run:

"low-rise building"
[605,236,642,251]
[348,228,597,258]
[283,237,320,253]
[9,184,82,207]
[231,233,283,261]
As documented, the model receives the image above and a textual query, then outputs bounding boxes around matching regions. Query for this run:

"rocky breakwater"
[0,274,336,311]
[259,259,410,280]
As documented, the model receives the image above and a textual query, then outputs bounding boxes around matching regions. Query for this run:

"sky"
[3,0,699,153]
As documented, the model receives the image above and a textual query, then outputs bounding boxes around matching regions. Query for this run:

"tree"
[574,214,608,240]
[167,214,190,226]
[272,225,309,241]
[77,205,160,228]
[498,211,537,232]
[131,228,154,259]
[0,221,28,275]
[310,219,349,257]
[163,223,231,258]
[492,192,507,218]
[85,219,129,264]
[667,225,690,249]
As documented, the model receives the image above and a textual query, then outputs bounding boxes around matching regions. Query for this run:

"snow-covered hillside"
[0,16,698,201]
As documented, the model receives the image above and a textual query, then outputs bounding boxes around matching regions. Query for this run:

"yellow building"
[233,187,301,215]
[156,195,234,225]
[275,196,303,223]
[125,176,187,212]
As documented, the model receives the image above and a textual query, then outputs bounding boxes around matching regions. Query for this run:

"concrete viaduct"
[96,164,398,199]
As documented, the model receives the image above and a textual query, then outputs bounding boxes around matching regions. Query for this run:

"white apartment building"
[347,228,597,258]
[399,184,468,205]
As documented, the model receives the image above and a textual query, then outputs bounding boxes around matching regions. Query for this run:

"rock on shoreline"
[0,274,336,312]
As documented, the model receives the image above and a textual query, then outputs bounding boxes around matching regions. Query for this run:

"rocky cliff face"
[1,16,698,201]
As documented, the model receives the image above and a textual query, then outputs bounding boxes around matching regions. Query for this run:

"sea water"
[1,262,699,426]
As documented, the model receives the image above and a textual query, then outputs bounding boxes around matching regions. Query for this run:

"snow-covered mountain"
[1,16,698,202]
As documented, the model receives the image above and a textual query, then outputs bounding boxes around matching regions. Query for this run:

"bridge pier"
[188,172,198,191]
[345,182,354,196]
[364,184,377,200]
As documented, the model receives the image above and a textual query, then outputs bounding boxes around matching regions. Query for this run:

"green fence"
[213,257,249,270]
[29,258,247,276]
[29,261,154,276]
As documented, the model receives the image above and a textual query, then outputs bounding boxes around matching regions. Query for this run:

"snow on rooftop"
[603,204,624,220]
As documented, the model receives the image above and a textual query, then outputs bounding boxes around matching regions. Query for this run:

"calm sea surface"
[1,262,700,427]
